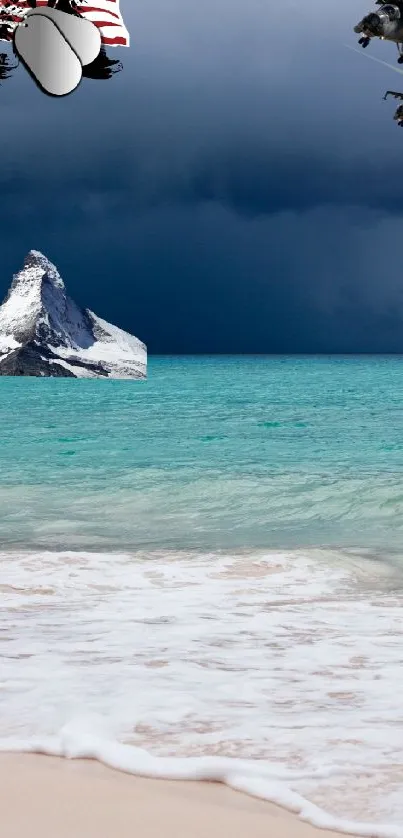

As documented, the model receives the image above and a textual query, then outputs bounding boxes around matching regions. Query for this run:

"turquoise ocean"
[2,356,403,836]
[2,355,403,552]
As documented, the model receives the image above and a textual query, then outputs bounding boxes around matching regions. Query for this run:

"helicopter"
[345,31,403,125]
[345,42,403,126]
[353,2,403,62]
[382,89,403,123]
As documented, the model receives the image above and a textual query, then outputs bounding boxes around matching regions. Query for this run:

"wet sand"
[0,753,357,838]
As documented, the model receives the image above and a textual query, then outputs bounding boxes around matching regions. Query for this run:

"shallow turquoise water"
[2,355,403,552]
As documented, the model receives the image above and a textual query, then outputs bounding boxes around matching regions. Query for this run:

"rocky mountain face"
[0,251,147,378]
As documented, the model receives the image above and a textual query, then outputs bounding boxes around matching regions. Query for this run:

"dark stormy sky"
[1,0,403,352]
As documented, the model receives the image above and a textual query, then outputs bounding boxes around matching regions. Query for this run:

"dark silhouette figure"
[0,25,12,41]
[82,45,123,79]
[0,51,17,83]
[47,0,82,15]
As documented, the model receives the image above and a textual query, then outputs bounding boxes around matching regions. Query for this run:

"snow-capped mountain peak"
[0,251,147,378]
[15,250,65,289]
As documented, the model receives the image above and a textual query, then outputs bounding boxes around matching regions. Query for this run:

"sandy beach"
[0,754,356,838]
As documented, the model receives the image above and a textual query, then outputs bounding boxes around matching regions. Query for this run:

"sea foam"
[0,723,402,838]
[1,547,403,835]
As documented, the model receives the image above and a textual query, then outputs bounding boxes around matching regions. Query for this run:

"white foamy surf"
[1,548,403,836]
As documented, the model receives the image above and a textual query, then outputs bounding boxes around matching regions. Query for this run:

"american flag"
[0,1,129,46]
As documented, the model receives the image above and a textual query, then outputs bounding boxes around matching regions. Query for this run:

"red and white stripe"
[0,0,129,46]
[81,1,129,47]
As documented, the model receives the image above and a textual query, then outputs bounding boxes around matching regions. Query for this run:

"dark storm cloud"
[0,0,401,219]
[3,200,402,355]
[1,0,403,352]
[2,141,403,221]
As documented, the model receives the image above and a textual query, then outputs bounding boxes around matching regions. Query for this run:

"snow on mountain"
[0,250,147,378]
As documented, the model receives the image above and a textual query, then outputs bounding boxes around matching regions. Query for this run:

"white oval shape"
[14,15,82,97]
[26,7,101,67]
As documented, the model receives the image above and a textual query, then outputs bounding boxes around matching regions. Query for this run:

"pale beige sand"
[0,753,358,838]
